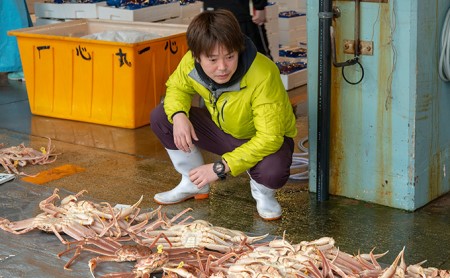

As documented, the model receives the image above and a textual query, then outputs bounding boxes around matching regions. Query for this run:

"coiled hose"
[289,137,309,181]
[439,8,450,82]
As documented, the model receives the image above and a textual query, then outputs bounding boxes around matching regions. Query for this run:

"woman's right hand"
[172,113,198,152]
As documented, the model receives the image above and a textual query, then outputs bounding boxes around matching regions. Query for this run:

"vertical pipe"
[355,0,360,57]
[317,0,332,201]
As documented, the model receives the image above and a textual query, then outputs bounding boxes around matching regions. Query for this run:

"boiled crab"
[140,219,268,253]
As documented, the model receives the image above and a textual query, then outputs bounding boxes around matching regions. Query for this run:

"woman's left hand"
[189,163,219,188]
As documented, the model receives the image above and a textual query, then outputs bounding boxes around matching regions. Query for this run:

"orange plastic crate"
[10,19,188,128]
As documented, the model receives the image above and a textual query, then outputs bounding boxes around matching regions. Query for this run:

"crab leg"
[167,207,193,225]
[380,247,404,278]
[133,205,162,222]
[0,157,19,174]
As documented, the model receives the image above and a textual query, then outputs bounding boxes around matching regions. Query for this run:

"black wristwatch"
[213,160,227,180]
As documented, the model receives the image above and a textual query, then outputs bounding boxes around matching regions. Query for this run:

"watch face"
[214,162,224,173]
[213,161,226,179]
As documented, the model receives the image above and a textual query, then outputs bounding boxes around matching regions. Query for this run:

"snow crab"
[0,138,58,176]
[58,237,157,273]
[58,237,199,277]
[0,188,155,244]
[140,219,268,253]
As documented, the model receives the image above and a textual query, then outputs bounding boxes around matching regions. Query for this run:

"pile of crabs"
[0,189,449,278]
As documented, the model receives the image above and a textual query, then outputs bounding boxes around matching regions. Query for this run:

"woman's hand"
[189,163,219,188]
[172,113,198,152]
[252,9,266,26]
[189,160,230,188]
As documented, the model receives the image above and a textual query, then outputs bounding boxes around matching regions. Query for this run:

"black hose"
[342,60,364,85]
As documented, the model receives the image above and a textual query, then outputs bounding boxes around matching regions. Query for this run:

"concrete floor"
[0,73,449,272]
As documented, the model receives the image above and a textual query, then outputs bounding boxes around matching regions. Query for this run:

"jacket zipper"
[209,86,227,129]
[209,86,222,129]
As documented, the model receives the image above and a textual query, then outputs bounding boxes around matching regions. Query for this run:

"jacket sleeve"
[163,53,196,123]
[252,0,268,10]
[222,65,295,176]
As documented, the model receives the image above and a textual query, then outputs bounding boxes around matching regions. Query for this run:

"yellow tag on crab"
[157,244,163,253]
[40,147,47,155]
[177,261,184,268]
[14,160,19,167]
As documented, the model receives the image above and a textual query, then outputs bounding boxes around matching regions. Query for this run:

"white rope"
[439,8,450,82]
[290,137,309,181]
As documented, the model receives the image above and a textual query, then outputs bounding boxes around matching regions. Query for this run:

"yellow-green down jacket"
[164,50,297,176]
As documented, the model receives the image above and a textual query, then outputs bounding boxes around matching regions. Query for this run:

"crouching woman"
[150,9,297,220]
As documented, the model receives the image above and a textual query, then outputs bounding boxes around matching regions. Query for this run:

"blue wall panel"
[307,0,450,210]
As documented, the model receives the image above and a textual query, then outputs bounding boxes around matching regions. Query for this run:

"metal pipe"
[316,0,363,201]
[316,0,332,202]
[354,0,360,57]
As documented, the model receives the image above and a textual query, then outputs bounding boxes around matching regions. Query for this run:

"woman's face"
[198,44,239,84]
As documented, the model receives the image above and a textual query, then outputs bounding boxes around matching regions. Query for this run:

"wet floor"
[0,74,449,272]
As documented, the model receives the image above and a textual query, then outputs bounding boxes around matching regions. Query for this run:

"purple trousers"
[150,104,294,189]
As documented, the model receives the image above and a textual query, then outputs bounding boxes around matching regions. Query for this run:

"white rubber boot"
[250,178,282,220]
[154,147,209,205]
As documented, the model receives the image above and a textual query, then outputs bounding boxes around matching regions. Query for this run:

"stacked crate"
[265,3,280,62]
[97,2,180,22]
[162,1,202,25]
[277,46,307,90]
[273,0,308,90]
[33,0,187,25]
[275,0,306,13]
[278,11,307,47]
[178,1,202,23]
[34,0,107,25]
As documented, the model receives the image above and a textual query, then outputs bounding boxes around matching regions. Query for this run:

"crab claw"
[61,190,88,206]
[115,195,144,220]
[380,247,404,278]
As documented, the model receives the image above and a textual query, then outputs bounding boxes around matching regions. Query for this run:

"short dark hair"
[186,9,245,60]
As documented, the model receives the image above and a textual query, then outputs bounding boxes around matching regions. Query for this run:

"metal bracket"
[343,40,373,56]
[332,6,341,18]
